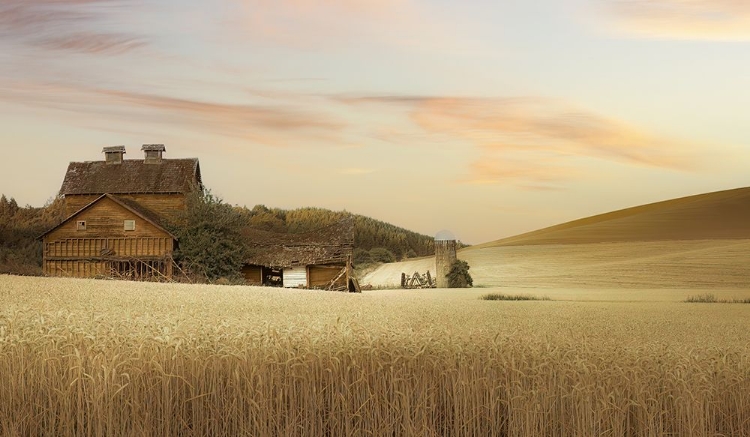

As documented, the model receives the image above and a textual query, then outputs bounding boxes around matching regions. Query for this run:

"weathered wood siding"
[308,264,347,288]
[64,195,100,216]
[44,197,174,279]
[43,259,172,279]
[242,265,263,285]
[64,193,186,220]
[44,237,173,259]
[51,197,168,240]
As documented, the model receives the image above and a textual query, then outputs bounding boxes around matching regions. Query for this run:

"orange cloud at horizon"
[342,95,702,187]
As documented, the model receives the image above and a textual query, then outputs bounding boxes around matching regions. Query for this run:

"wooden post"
[346,255,353,292]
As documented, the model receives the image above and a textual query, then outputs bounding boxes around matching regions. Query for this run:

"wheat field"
[363,240,750,290]
[1,275,749,436]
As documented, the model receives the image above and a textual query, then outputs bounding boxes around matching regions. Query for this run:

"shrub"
[353,248,373,265]
[369,247,396,264]
[685,294,750,304]
[447,259,473,288]
[685,294,717,303]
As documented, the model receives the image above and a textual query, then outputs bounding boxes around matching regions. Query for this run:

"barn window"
[124,220,136,231]
[76,220,86,231]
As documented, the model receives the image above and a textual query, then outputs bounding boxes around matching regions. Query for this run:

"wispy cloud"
[35,32,146,55]
[97,88,342,132]
[0,80,346,147]
[340,95,701,187]
[0,0,147,55]
[464,155,577,189]
[227,0,485,54]
[606,0,750,40]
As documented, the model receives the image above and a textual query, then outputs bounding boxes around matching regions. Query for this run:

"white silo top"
[435,229,456,241]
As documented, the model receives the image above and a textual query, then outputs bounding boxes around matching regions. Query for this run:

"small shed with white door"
[242,218,356,291]
[282,266,307,288]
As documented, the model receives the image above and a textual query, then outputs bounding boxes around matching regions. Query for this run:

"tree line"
[234,204,437,260]
[0,195,65,275]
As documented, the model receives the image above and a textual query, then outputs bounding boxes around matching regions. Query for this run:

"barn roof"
[59,159,201,195]
[244,218,354,268]
[39,194,177,240]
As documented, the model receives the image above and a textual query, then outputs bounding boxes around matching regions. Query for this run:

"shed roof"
[60,159,201,195]
[244,218,354,268]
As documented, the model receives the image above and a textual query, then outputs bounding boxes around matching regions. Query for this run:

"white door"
[283,266,307,288]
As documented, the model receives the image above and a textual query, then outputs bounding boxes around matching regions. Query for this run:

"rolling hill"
[363,187,750,289]
[476,187,750,248]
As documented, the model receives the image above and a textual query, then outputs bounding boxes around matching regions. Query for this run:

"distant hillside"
[363,187,750,289]
[475,187,750,248]
[236,205,436,259]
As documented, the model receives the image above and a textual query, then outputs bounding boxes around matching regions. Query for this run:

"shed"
[242,218,356,291]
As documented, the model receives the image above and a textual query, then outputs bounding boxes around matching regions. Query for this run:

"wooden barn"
[242,219,357,292]
[41,145,202,280]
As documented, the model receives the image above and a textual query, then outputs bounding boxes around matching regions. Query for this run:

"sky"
[0,0,748,244]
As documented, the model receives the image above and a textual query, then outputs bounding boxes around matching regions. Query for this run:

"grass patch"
[685,293,750,304]
[480,293,551,301]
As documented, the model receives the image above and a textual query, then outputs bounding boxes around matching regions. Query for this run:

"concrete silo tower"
[435,230,457,288]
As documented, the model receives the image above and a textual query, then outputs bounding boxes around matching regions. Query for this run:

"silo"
[435,230,457,288]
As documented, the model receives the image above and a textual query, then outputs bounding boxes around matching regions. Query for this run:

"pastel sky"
[1,0,748,244]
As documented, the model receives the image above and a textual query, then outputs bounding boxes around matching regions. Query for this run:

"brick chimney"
[142,144,165,164]
[102,146,126,164]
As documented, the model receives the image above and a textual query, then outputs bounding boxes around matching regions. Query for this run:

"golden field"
[365,188,750,289]
[2,275,750,436]
[363,239,750,289]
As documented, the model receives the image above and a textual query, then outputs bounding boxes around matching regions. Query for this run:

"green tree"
[172,190,248,282]
[447,260,473,288]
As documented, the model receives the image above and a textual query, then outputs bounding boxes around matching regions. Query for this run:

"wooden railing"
[44,237,172,258]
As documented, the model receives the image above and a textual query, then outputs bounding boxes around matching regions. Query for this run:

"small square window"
[76,220,86,231]
[124,220,136,231]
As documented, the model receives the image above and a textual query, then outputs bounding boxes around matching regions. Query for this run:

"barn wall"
[43,259,172,279]
[50,197,169,240]
[44,197,175,279]
[242,265,263,285]
[44,237,173,259]
[64,193,186,220]
[64,195,100,216]
[308,264,347,288]
[282,266,307,288]
[121,194,186,222]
